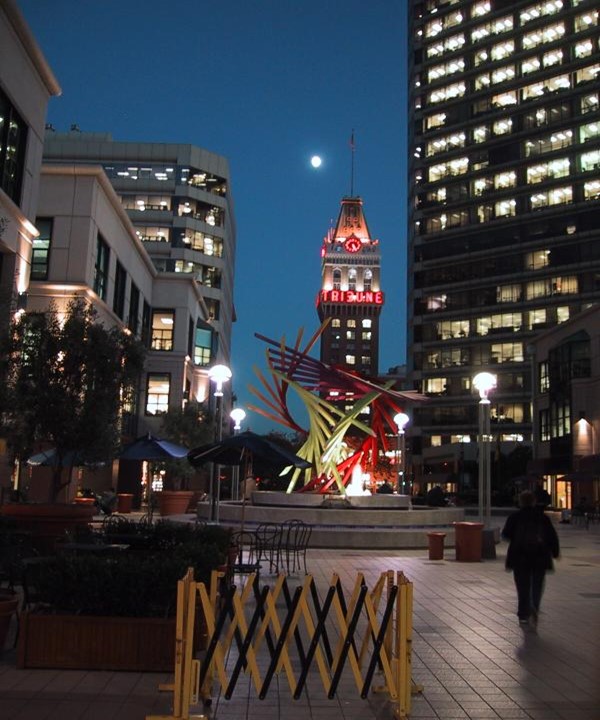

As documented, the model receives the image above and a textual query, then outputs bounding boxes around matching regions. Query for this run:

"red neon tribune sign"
[318,289,384,305]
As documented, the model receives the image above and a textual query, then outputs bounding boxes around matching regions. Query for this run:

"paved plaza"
[0,515,598,720]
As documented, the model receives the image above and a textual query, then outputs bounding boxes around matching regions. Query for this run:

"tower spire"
[350,129,355,196]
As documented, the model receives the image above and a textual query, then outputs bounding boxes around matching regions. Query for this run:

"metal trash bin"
[427,532,446,560]
[454,521,484,562]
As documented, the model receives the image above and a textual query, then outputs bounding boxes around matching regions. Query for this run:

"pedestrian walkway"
[0,518,598,720]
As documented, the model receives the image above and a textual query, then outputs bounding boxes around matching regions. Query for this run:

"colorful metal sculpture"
[247,325,425,494]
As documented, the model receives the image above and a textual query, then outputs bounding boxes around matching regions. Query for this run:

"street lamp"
[393,412,410,495]
[208,364,232,522]
[473,371,497,527]
[229,407,246,501]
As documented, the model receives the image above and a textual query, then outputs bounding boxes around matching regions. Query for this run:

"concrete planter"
[157,490,194,516]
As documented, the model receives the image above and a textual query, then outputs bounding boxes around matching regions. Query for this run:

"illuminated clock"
[344,235,362,253]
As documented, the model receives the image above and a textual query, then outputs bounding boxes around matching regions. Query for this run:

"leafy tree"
[159,401,214,489]
[0,299,145,501]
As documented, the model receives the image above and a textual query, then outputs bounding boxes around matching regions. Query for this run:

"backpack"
[513,516,546,559]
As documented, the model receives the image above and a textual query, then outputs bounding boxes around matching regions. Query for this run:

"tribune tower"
[317,196,383,382]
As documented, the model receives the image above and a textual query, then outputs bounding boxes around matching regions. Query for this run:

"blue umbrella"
[119,434,189,460]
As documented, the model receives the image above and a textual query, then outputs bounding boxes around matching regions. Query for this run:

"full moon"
[310,155,322,168]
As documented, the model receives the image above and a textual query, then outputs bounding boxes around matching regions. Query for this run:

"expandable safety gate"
[148,568,421,720]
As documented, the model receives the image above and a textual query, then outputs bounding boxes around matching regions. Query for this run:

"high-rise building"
[407,0,600,489]
[42,131,236,412]
[317,196,383,392]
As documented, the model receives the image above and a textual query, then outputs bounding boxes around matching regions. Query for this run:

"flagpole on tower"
[350,129,355,196]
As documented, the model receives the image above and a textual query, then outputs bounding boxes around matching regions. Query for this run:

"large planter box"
[17,612,176,671]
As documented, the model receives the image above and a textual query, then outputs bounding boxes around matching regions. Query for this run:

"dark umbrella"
[188,431,311,469]
[119,434,190,518]
[27,448,106,467]
[188,431,311,539]
[119,434,189,461]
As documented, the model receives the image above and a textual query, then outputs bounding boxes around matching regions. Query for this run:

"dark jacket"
[502,506,560,571]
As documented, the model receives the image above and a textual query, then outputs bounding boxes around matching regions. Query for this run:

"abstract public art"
[247,324,426,494]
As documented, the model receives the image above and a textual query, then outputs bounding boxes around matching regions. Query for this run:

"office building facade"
[407,0,600,487]
[42,132,236,408]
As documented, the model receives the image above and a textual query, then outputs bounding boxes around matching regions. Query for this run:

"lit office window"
[437,320,469,339]
[575,40,594,58]
[151,310,175,351]
[471,1,490,17]
[491,343,524,364]
[426,34,466,59]
[428,157,469,181]
[492,90,517,107]
[491,40,514,60]
[584,180,600,200]
[471,25,490,42]
[495,199,516,217]
[580,121,600,143]
[425,19,443,38]
[345,355,356,365]
[476,313,522,335]
[492,65,515,83]
[426,113,446,130]
[522,57,541,74]
[475,73,491,90]
[522,22,565,49]
[428,82,466,104]
[477,205,493,222]
[581,150,600,172]
[528,308,547,329]
[427,187,446,203]
[347,319,356,328]
[146,374,170,415]
[332,319,341,327]
[363,269,372,291]
[525,129,572,156]
[361,319,371,329]
[526,276,577,298]
[428,59,465,82]
[543,49,563,67]
[576,65,600,85]
[425,294,448,311]
[494,171,516,189]
[557,306,570,322]
[474,49,488,66]
[525,251,550,270]
[530,186,572,209]
[520,1,563,25]
[31,218,52,280]
[136,226,170,243]
[492,16,513,34]
[574,11,598,32]
[493,118,513,135]
[473,126,489,143]
[526,157,570,183]
[426,132,465,156]
[424,378,447,394]
[497,284,521,302]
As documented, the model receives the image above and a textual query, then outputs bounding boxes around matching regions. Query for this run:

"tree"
[159,401,214,489]
[0,299,146,501]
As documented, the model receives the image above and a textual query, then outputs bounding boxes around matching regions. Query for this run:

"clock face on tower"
[344,235,362,253]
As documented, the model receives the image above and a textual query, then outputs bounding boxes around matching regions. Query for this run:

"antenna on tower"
[350,129,356,196]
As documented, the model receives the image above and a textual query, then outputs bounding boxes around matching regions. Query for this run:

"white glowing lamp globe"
[208,364,232,397]
[230,407,246,430]
[394,412,410,433]
[473,371,497,400]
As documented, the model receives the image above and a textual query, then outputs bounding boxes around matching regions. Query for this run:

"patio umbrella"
[27,448,106,467]
[188,430,311,470]
[119,434,190,517]
[188,430,311,539]
[119,434,189,461]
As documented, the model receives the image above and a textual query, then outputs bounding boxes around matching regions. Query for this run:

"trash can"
[454,521,484,562]
[427,532,446,560]
[117,493,134,514]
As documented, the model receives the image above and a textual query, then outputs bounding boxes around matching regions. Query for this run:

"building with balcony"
[407,0,600,490]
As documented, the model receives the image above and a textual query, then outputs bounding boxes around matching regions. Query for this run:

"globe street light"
[208,364,232,522]
[473,372,497,527]
[393,412,410,495]
[229,407,246,500]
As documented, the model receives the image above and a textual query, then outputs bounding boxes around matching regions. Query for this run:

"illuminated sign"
[318,289,384,305]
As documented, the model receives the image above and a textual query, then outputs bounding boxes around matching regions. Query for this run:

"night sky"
[18,0,408,433]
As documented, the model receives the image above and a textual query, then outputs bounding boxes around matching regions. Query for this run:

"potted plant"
[0,299,145,551]
[17,522,231,671]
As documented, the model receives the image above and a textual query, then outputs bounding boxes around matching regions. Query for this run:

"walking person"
[502,489,560,628]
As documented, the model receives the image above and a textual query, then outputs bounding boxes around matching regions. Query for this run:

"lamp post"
[229,407,246,501]
[208,364,232,523]
[473,371,497,527]
[393,412,410,495]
